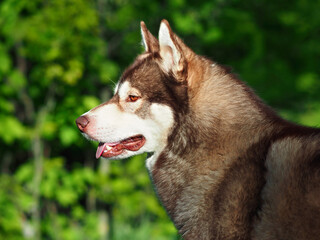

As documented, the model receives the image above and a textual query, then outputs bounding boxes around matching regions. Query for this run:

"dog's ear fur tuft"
[140,21,159,53]
[158,20,188,81]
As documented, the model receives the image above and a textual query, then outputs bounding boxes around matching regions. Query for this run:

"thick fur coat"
[76,20,320,239]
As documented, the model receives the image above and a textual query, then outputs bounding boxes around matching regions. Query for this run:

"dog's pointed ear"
[140,21,159,53]
[158,20,190,81]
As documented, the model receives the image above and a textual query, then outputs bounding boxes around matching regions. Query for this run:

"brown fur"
[78,20,320,239]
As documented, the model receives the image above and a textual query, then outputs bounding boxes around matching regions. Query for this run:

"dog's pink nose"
[76,115,89,132]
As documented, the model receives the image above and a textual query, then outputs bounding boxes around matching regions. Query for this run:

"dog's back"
[255,135,320,239]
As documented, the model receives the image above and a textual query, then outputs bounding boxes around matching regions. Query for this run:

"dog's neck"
[148,121,273,239]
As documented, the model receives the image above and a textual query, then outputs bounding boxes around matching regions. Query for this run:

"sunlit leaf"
[59,126,79,146]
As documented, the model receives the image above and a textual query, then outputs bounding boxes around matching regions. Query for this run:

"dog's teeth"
[104,145,112,152]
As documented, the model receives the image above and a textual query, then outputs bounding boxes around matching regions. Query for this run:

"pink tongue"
[95,136,145,159]
[96,143,107,159]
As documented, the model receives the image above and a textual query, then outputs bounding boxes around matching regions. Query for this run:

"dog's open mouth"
[96,135,146,159]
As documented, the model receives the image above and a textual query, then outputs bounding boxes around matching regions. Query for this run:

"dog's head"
[76,20,194,160]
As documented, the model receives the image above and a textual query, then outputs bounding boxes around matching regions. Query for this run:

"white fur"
[146,103,174,170]
[141,27,149,52]
[159,22,181,72]
[118,81,131,100]
[83,81,174,161]
[114,82,120,94]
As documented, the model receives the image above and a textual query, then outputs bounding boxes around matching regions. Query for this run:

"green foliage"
[0,0,319,239]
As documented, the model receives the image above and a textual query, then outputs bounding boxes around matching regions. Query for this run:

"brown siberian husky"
[76,20,320,239]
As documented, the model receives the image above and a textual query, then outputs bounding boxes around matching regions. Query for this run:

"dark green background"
[0,0,319,239]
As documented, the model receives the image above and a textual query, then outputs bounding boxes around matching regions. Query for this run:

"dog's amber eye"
[128,95,140,102]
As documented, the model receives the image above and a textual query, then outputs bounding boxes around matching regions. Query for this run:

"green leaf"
[0,115,26,143]
[82,96,100,110]
[15,163,33,183]
[0,98,14,112]
[42,120,58,139]
[0,50,11,74]
[296,72,319,92]
[59,125,79,146]
[8,69,26,89]
[62,60,84,85]
[99,61,119,84]
[56,187,78,206]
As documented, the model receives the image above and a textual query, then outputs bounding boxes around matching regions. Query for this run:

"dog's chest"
[147,151,224,237]
[146,146,267,239]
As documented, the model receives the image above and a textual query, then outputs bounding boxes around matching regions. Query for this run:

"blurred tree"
[0,0,319,239]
